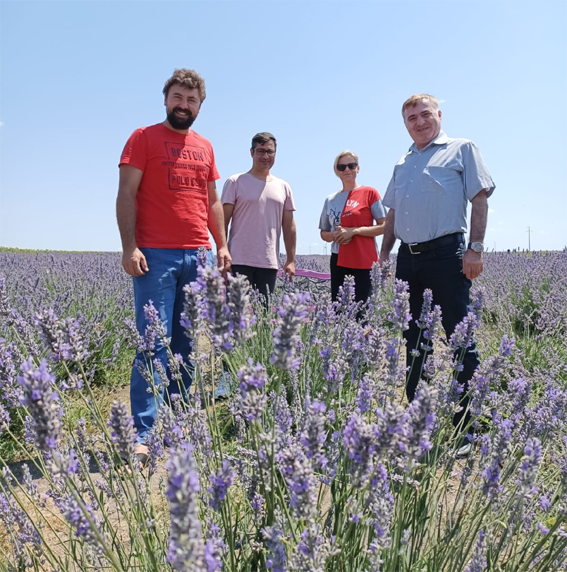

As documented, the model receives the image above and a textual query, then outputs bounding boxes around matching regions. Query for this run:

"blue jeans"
[395,238,479,430]
[130,248,213,443]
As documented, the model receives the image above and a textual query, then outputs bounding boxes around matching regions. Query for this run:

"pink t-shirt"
[221,172,295,269]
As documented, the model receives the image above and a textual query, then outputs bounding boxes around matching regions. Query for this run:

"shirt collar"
[409,130,449,153]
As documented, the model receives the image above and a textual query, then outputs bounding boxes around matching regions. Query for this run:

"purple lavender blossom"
[181,282,203,341]
[56,491,103,549]
[0,338,24,408]
[157,404,184,449]
[124,317,145,352]
[481,414,513,500]
[450,311,481,351]
[337,275,357,311]
[263,523,288,572]
[355,374,375,413]
[464,530,487,572]
[233,360,268,423]
[0,491,42,560]
[227,273,256,346]
[34,309,89,362]
[166,442,206,569]
[195,264,233,353]
[142,301,170,353]
[291,523,327,572]
[368,463,394,544]
[208,460,235,510]
[342,412,377,487]
[17,358,62,452]
[389,279,411,332]
[107,401,137,462]
[271,292,311,370]
[0,403,10,435]
[152,357,170,391]
[299,400,328,471]
[0,277,9,316]
[374,403,408,461]
[516,437,542,500]
[277,441,318,519]
[204,521,224,572]
[417,289,434,329]
[403,384,437,466]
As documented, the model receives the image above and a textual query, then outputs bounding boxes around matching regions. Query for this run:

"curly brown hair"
[163,69,206,102]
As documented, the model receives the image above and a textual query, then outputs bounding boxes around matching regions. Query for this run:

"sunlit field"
[0,249,566,571]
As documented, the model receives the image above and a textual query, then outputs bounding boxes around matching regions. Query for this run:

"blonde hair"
[401,94,439,117]
[333,150,359,177]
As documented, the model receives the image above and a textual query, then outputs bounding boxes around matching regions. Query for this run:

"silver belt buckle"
[408,243,421,255]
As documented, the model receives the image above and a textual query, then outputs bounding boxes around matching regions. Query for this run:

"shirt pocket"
[423,166,462,194]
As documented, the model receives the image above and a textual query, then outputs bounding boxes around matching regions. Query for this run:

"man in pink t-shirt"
[221,132,296,298]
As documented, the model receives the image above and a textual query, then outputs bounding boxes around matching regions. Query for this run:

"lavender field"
[0,248,566,571]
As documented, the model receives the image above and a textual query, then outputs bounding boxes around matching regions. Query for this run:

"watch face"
[472,242,483,252]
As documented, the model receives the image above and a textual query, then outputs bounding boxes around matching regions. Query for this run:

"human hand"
[333,226,355,245]
[217,246,232,276]
[283,260,295,280]
[463,249,483,279]
[122,247,148,277]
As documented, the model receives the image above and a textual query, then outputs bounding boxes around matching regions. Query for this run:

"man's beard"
[167,107,196,130]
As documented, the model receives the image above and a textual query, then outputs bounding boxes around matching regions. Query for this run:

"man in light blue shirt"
[380,93,495,457]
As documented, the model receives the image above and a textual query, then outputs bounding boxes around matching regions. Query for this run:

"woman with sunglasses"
[319,150,386,303]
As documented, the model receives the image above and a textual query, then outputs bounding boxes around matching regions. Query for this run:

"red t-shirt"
[120,123,220,249]
[337,186,381,269]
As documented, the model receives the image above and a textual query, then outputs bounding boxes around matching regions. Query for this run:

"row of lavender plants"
[0,249,566,571]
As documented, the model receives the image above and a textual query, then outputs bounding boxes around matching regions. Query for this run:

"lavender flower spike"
[465,530,487,572]
[107,401,137,462]
[233,360,268,423]
[0,276,9,316]
[208,459,235,510]
[17,359,62,453]
[166,443,206,570]
[263,523,288,572]
[271,292,311,370]
[389,279,411,332]
[516,437,542,500]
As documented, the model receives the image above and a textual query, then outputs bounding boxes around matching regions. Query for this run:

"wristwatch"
[467,242,484,253]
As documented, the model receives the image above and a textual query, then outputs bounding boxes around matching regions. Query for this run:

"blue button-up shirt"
[382,131,495,244]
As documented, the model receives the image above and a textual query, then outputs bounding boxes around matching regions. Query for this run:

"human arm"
[222,203,234,236]
[333,217,386,243]
[463,189,488,279]
[379,209,397,264]
[207,181,232,273]
[282,210,296,278]
[116,164,147,276]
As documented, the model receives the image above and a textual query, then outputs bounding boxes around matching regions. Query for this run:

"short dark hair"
[251,132,277,150]
[163,69,206,102]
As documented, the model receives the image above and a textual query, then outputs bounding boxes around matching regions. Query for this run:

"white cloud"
[488,207,495,214]
[0,121,4,128]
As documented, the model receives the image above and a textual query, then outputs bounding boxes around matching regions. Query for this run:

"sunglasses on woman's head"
[337,163,358,172]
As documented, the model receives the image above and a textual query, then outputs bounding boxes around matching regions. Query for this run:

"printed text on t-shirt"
[163,142,209,193]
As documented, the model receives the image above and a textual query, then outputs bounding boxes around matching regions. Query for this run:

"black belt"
[400,233,464,255]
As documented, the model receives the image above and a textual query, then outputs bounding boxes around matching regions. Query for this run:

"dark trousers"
[231,264,278,299]
[395,237,479,430]
[330,253,372,303]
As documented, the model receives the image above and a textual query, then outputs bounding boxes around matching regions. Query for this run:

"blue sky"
[1,0,566,254]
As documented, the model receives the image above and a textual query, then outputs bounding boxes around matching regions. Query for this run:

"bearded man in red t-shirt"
[116,69,231,467]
